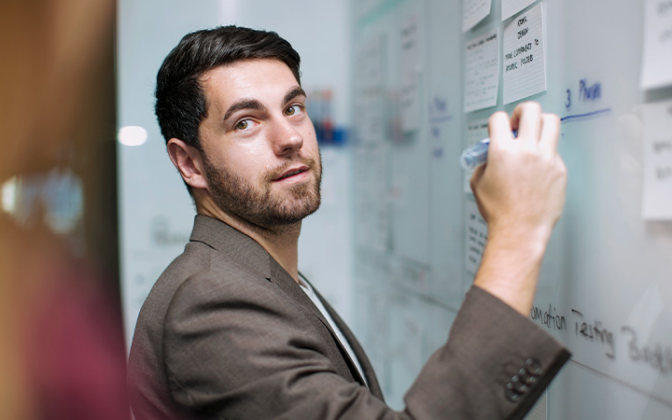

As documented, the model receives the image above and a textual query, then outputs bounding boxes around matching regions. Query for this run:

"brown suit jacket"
[128,215,570,419]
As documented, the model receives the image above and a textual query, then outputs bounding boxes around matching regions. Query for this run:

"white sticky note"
[502,0,538,21]
[356,94,384,143]
[502,3,546,104]
[640,0,672,90]
[463,0,492,32]
[464,118,490,193]
[641,99,672,219]
[464,28,500,113]
[464,198,488,278]
[400,14,421,132]
[358,35,385,90]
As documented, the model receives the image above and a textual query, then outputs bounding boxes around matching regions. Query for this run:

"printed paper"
[464,197,488,279]
[464,27,500,112]
[502,0,538,21]
[464,118,490,193]
[358,35,385,90]
[640,0,672,90]
[463,0,492,32]
[400,14,421,132]
[641,99,672,219]
[502,3,546,104]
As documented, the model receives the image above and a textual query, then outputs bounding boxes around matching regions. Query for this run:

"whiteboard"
[350,0,672,417]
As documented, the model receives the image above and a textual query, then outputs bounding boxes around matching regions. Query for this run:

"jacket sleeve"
[163,272,569,420]
[403,286,570,419]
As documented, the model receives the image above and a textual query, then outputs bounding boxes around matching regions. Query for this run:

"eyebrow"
[223,99,267,122]
[222,87,307,122]
[283,87,307,105]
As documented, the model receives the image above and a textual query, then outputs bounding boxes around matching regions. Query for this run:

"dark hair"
[155,25,302,150]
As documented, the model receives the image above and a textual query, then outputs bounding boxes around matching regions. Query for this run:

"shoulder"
[136,239,272,328]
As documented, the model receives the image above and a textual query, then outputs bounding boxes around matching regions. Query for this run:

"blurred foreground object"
[0,1,129,419]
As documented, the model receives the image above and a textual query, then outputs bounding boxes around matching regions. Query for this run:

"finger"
[488,111,515,149]
[470,164,486,193]
[510,102,542,148]
[539,113,561,157]
[470,165,490,222]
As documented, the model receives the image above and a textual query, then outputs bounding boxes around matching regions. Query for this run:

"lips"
[274,166,309,181]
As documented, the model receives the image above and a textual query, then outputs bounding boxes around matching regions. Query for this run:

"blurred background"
[1,1,125,418]
[3,0,672,418]
[0,0,354,417]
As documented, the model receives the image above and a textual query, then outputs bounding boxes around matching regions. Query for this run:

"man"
[128,26,570,419]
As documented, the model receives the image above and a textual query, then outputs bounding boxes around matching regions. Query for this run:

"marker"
[460,139,490,170]
[459,131,518,170]
[460,108,612,170]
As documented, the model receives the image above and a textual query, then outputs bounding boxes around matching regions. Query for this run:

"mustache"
[264,155,319,182]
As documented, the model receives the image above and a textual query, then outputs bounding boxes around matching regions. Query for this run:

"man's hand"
[471,102,567,316]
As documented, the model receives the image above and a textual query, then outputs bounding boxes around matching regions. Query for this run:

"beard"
[202,153,322,228]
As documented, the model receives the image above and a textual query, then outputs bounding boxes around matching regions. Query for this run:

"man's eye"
[285,105,302,116]
[235,119,252,130]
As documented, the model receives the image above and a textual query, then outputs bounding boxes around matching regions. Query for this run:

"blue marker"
[460,131,518,170]
[460,108,613,170]
[460,139,490,170]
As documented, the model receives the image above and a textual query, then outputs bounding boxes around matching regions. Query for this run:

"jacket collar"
[189,214,272,279]
[188,214,377,392]
[189,215,319,319]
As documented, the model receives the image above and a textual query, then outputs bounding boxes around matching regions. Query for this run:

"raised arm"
[470,102,567,316]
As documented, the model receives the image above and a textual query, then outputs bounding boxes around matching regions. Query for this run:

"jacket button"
[511,375,529,394]
[519,367,538,386]
[505,382,522,402]
[525,357,543,376]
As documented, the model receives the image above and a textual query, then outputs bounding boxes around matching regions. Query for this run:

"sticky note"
[464,118,490,193]
[400,13,421,132]
[356,95,384,143]
[464,27,500,113]
[502,0,538,21]
[641,99,672,219]
[502,3,546,104]
[358,35,385,90]
[464,197,488,278]
[463,0,492,32]
[640,0,672,90]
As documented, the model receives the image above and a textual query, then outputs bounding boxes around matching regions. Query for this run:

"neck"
[197,197,302,283]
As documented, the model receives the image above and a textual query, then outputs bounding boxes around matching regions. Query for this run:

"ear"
[167,138,209,190]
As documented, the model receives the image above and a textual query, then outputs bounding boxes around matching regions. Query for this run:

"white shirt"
[298,275,368,387]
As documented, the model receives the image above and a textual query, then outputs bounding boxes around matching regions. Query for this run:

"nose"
[270,117,304,156]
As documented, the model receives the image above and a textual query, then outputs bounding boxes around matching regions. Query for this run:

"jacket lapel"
[268,260,360,384]
[308,280,384,400]
[189,215,272,279]
[190,215,378,393]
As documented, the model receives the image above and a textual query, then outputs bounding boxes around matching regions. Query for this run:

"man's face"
[197,59,322,228]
